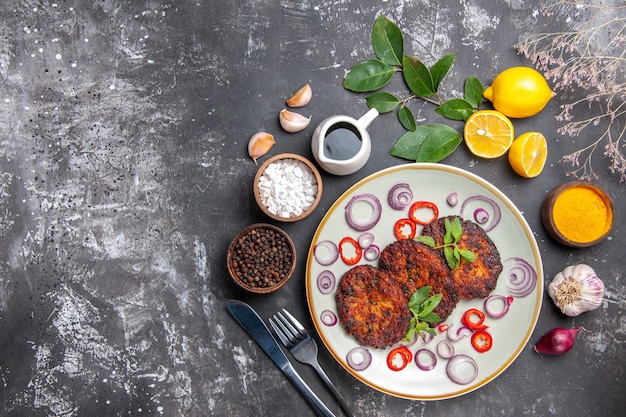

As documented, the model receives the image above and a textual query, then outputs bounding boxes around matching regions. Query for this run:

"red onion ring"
[415,348,437,371]
[313,240,339,266]
[446,354,479,385]
[447,192,458,207]
[345,194,382,231]
[503,257,537,298]
[436,340,455,359]
[357,232,375,249]
[459,195,501,232]
[320,310,337,326]
[388,183,413,210]
[484,294,511,318]
[400,331,418,347]
[421,332,435,344]
[316,270,336,294]
[446,324,473,342]
[473,208,489,225]
[346,346,372,371]
[363,244,380,261]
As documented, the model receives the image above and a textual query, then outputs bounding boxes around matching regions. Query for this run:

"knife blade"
[226,300,336,417]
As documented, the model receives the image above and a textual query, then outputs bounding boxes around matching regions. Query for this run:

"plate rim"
[305,162,544,400]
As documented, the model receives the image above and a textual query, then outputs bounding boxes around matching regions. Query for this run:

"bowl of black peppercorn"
[226,223,296,294]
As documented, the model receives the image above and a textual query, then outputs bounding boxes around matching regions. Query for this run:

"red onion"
[346,346,372,371]
[388,183,413,210]
[484,294,512,318]
[447,192,458,207]
[345,194,382,231]
[363,244,380,261]
[357,232,375,249]
[534,327,581,355]
[473,208,489,224]
[316,270,336,294]
[421,332,435,344]
[460,195,501,232]
[320,310,337,326]
[446,323,473,342]
[436,339,455,359]
[446,354,479,385]
[313,240,339,266]
[415,348,437,371]
[503,257,537,298]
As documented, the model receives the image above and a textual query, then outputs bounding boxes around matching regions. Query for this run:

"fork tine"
[275,311,303,343]
[280,308,307,337]
[269,317,292,347]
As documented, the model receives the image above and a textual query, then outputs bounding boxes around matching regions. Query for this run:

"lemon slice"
[508,132,548,178]
[464,110,514,159]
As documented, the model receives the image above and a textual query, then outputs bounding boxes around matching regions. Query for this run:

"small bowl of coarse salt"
[254,153,323,222]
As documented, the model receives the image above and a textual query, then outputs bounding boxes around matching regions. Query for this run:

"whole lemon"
[483,67,554,118]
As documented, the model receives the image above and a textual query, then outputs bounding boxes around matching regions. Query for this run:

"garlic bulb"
[279,109,311,132]
[286,83,312,107]
[248,132,275,163]
[548,264,604,317]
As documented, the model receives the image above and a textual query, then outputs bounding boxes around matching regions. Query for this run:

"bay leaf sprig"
[343,15,485,163]
[405,285,442,340]
[416,217,476,270]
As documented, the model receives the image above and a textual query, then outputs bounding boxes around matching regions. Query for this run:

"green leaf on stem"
[343,59,395,92]
[430,54,454,91]
[436,98,475,121]
[415,125,462,162]
[372,15,404,66]
[405,286,443,340]
[366,92,400,113]
[398,105,417,131]
[402,55,435,97]
[464,76,485,108]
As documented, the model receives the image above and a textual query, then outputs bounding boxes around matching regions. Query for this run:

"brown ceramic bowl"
[541,181,614,248]
[254,153,323,222]
[226,223,296,294]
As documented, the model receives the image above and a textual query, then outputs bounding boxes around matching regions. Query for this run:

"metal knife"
[226,300,337,417]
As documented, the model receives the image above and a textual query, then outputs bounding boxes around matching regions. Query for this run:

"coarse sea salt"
[258,158,318,218]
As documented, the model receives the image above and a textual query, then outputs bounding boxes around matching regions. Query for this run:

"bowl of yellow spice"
[542,181,614,248]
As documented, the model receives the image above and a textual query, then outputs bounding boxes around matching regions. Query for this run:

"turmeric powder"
[552,185,612,243]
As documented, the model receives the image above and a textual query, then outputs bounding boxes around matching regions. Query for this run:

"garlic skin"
[279,109,311,132]
[286,83,312,107]
[548,264,605,317]
[248,132,275,163]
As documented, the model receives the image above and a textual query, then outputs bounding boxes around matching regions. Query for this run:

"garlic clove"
[279,109,311,133]
[286,83,312,107]
[248,132,275,163]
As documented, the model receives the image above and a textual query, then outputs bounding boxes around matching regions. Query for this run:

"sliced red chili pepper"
[471,330,493,353]
[338,236,362,266]
[408,201,439,225]
[394,218,416,239]
[438,324,449,333]
[461,308,489,331]
[386,346,412,371]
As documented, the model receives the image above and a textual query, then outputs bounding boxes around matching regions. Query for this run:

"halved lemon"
[508,132,548,178]
[464,110,514,159]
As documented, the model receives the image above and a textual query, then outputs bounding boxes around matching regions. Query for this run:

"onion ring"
[345,194,382,231]
[414,348,437,371]
[446,323,473,342]
[436,339,455,359]
[447,192,458,207]
[357,232,375,249]
[459,195,501,232]
[473,208,489,225]
[346,346,372,371]
[363,244,380,261]
[320,310,337,326]
[316,270,336,294]
[484,294,512,318]
[503,257,537,298]
[313,240,339,266]
[388,183,413,210]
[446,354,479,385]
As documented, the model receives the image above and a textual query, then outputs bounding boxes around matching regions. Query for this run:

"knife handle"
[282,362,337,417]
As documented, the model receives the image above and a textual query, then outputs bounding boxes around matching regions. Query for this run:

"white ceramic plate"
[306,163,543,400]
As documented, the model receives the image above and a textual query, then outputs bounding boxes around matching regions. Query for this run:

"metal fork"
[270,309,355,417]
